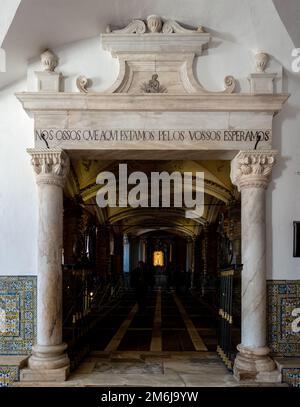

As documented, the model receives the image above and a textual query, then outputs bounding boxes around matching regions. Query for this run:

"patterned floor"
[89,290,218,352]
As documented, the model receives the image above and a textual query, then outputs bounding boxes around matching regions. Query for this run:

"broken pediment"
[101,15,235,94]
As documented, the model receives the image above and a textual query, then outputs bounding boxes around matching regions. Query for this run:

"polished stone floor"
[14,291,287,387]
[14,351,287,387]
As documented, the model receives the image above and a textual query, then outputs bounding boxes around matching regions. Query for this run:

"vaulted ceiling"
[0,0,298,90]
[65,159,234,237]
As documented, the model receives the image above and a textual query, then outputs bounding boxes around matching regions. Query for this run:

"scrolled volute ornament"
[110,19,146,34]
[223,75,236,93]
[76,76,89,93]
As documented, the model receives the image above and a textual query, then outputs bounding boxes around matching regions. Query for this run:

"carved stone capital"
[27,148,70,188]
[231,150,277,190]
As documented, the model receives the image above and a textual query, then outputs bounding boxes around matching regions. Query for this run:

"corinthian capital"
[27,148,70,187]
[231,150,277,190]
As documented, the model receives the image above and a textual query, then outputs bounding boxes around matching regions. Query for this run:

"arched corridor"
[59,159,242,383]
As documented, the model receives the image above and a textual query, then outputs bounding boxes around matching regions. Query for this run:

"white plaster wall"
[267,71,300,280]
[0,1,299,279]
[27,36,119,92]
[0,80,37,276]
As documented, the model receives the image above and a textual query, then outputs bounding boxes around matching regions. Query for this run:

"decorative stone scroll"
[107,19,147,34]
[107,15,204,34]
[76,75,89,93]
[27,148,70,187]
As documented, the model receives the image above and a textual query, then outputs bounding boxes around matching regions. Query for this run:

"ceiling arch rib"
[65,159,233,231]
[107,207,205,225]
[107,207,205,238]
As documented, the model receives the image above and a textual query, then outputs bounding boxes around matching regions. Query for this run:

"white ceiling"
[0,0,298,90]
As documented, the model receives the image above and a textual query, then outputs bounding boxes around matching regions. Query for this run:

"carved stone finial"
[41,49,58,72]
[255,51,269,73]
[76,76,89,93]
[147,15,163,33]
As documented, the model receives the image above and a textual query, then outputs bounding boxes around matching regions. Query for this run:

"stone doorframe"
[16,15,288,382]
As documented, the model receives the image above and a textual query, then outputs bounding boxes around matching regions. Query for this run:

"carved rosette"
[27,149,70,187]
[231,150,277,190]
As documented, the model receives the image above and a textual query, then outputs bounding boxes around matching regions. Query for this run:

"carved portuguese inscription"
[35,128,271,150]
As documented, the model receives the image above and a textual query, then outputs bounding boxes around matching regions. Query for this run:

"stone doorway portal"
[16,15,288,384]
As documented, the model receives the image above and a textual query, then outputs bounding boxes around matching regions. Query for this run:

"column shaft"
[241,187,266,347]
[37,183,63,346]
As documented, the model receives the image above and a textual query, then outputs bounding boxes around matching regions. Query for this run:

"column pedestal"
[231,150,280,382]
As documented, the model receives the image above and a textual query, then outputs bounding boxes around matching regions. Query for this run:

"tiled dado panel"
[282,368,300,388]
[267,280,300,356]
[0,276,37,355]
[0,366,19,387]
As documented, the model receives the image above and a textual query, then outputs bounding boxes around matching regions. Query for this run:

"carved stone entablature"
[101,15,235,95]
[230,150,277,190]
[27,148,70,188]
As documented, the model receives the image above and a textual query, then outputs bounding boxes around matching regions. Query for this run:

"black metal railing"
[62,266,125,370]
[217,265,241,370]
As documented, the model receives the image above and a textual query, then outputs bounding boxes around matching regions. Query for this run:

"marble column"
[26,149,70,381]
[230,150,279,382]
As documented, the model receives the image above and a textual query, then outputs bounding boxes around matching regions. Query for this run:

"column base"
[233,344,281,382]
[25,343,70,381]
[20,365,70,382]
